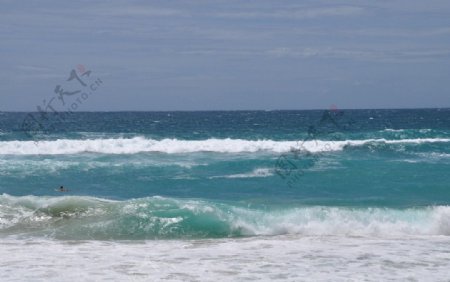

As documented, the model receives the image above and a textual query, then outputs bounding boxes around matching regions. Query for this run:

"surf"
[1,137,450,155]
[1,194,449,240]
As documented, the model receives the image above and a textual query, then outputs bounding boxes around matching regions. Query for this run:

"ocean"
[1,109,450,281]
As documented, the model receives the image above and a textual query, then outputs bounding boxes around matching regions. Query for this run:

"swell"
[1,194,449,240]
[0,137,449,155]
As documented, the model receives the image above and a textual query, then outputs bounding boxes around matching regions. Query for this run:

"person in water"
[58,186,69,192]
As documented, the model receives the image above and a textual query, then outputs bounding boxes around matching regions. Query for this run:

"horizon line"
[1,106,450,113]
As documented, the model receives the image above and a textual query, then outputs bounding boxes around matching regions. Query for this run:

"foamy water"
[1,137,450,155]
[1,235,449,281]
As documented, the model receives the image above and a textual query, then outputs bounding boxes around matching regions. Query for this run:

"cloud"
[1,0,450,110]
[93,6,186,17]
[16,65,54,72]
[332,27,450,38]
[217,6,364,19]
[266,47,450,61]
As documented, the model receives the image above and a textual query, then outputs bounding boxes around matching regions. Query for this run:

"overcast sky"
[1,0,450,111]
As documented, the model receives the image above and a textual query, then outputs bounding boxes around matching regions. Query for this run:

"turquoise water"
[1,109,450,240]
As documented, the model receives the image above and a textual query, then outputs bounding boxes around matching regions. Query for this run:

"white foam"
[0,158,205,176]
[210,168,274,179]
[0,137,449,155]
[5,194,450,239]
[229,205,450,237]
[1,235,450,281]
[417,152,450,160]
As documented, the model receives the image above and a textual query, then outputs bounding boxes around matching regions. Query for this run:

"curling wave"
[1,194,449,240]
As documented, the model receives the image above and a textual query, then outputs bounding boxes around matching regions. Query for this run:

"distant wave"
[0,137,450,155]
[1,194,449,240]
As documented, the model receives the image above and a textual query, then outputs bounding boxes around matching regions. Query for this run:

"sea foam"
[0,137,449,155]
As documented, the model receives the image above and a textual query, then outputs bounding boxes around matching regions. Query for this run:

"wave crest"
[1,194,449,240]
[0,137,449,155]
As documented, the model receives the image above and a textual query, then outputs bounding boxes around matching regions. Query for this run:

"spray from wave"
[0,137,449,155]
[1,194,449,240]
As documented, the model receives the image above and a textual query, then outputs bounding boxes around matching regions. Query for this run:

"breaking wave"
[1,194,449,240]
[0,137,449,155]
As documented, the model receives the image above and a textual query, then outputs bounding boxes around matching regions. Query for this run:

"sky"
[1,0,450,111]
